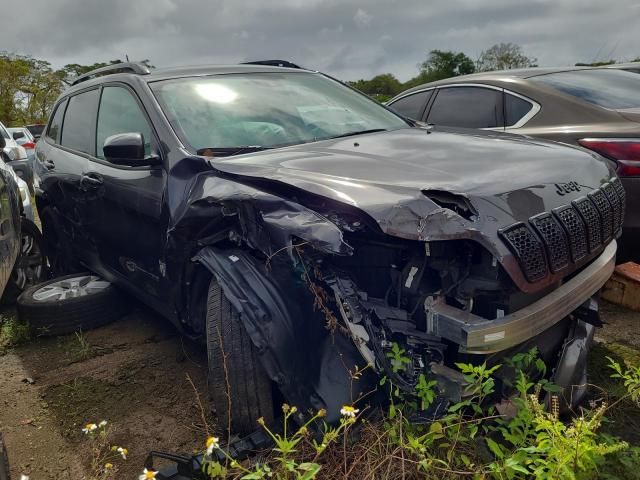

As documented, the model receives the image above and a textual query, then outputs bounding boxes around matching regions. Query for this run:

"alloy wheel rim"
[32,275,110,302]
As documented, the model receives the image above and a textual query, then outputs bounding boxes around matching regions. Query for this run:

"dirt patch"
[0,305,210,479]
[1,298,639,478]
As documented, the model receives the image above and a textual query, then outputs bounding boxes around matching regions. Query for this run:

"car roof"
[62,63,315,96]
[394,66,622,97]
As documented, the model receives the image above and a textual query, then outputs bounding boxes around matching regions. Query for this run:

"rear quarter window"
[46,101,67,143]
[530,69,640,110]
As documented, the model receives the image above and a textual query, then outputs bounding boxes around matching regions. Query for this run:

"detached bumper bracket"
[428,240,616,353]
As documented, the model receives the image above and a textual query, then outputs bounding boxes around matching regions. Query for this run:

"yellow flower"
[205,436,219,456]
[257,417,265,426]
[104,463,113,469]
[317,408,327,418]
[139,468,157,480]
[117,447,128,460]
[340,405,359,418]
[82,423,98,434]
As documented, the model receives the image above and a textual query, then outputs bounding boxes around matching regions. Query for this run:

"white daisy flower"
[82,423,98,434]
[206,436,220,456]
[139,468,157,480]
[340,405,359,418]
[117,447,128,460]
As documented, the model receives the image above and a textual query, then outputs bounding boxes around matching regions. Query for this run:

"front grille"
[573,197,602,252]
[530,213,569,272]
[589,189,613,242]
[611,177,626,229]
[602,182,622,232]
[499,224,548,282]
[552,206,588,262]
[501,179,620,282]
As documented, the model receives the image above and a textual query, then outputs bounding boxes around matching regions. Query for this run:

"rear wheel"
[206,279,274,436]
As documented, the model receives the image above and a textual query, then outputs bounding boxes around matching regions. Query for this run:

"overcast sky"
[1,0,639,81]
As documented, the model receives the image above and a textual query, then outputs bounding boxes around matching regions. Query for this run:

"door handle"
[80,172,103,189]
[43,160,55,170]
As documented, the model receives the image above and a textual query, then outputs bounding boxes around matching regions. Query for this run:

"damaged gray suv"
[34,62,623,434]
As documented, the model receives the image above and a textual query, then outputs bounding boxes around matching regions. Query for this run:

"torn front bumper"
[426,240,616,354]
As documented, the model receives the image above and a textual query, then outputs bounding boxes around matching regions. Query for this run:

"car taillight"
[22,142,36,150]
[578,138,640,177]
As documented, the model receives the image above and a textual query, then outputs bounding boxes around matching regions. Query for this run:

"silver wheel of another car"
[17,273,130,336]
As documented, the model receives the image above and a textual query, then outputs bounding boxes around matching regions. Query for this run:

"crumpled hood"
[208,127,616,292]
[210,127,612,218]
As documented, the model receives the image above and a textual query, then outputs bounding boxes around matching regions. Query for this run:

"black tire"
[1,218,47,304]
[206,279,274,436]
[39,207,81,277]
[0,433,10,480]
[16,273,130,337]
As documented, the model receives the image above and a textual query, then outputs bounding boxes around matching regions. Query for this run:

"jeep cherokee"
[34,62,622,434]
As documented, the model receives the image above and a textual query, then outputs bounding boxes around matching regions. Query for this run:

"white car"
[0,121,34,192]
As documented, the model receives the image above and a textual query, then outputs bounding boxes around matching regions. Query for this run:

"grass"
[68,330,97,362]
[0,310,30,352]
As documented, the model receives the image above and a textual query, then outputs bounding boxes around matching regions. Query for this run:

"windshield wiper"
[327,128,387,140]
[197,146,272,157]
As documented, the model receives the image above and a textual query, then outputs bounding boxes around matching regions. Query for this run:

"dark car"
[33,62,621,434]
[387,67,640,257]
[25,123,46,141]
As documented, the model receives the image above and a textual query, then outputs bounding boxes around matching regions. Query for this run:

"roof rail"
[71,62,151,86]
[242,60,303,69]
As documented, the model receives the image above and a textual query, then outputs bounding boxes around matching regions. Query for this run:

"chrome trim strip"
[429,240,616,353]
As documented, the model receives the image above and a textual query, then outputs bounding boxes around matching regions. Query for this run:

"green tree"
[418,49,475,80]
[348,73,403,101]
[0,52,65,125]
[477,43,537,71]
[575,60,616,66]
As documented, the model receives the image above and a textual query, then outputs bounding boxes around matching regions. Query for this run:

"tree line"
[1,43,639,126]
[349,42,640,102]
[0,54,148,126]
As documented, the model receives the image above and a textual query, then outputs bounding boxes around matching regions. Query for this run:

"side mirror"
[103,133,159,166]
[12,131,25,140]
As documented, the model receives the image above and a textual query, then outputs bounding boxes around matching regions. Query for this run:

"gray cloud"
[1,0,638,81]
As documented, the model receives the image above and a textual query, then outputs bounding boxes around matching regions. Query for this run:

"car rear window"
[530,69,640,110]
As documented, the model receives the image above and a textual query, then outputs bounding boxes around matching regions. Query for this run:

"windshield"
[530,69,640,110]
[150,72,408,153]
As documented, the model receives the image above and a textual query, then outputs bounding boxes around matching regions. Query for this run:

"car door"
[83,83,166,299]
[387,89,434,121]
[424,85,504,130]
[38,89,100,261]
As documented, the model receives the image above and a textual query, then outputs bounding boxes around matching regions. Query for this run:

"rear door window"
[427,87,503,128]
[388,90,433,120]
[60,89,100,155]
[530,69,640,110]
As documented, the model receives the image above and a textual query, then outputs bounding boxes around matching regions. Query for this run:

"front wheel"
[206,279,275,436]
